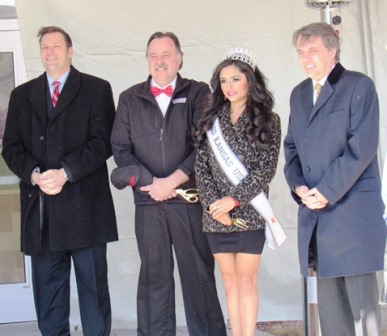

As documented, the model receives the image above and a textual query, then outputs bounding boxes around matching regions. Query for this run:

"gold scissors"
[175,188,200,203]
[231,218,249,230]
[205,208,249,230]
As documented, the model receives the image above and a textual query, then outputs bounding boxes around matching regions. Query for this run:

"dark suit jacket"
[2,66,118,255]
[284,63,386,277]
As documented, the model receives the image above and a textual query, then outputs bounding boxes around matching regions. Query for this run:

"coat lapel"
[297,79,314,122]
[29,73,49,125]
[50,66,80,122]
[308,63,345,124]
[309,83,333,123]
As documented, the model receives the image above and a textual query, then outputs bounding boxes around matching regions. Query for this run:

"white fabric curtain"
[14,0,387,328]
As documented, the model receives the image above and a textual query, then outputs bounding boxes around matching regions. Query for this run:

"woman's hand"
[208,196,237,225]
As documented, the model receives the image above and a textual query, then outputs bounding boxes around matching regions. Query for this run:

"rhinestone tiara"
[224,47,257,69]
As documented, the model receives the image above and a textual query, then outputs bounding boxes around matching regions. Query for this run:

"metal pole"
[304,268,320,336]
[320,6,344,39]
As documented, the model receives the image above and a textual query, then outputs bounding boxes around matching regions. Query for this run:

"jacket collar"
[326,62,345,86]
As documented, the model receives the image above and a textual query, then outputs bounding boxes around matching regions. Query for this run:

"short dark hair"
[146,31,183,69]
[292,22,341,62]
[37,26,73,49]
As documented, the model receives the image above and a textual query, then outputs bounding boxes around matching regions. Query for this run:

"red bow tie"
[150,85,173,97]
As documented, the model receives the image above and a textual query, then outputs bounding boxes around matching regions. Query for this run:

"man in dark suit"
[284,22,386,335]
[2,26,118,335]
[111,32,226,335]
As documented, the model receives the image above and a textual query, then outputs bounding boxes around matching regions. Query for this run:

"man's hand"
[140,177,176,201]
[140,169,189,202]
[32,168,68,195]
[295,185,328,210]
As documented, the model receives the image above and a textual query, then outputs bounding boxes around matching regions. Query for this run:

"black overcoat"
[2,66,118,255]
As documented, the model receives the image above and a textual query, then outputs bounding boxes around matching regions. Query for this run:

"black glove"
[110,165,153,190]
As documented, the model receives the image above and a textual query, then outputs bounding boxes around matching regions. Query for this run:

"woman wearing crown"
[194,48,281,335]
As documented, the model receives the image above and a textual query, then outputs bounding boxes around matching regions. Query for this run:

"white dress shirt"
[151,78,176,116]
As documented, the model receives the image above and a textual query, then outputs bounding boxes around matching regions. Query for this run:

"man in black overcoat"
[2,26,118,336]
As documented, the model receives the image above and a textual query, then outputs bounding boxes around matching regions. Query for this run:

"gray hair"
[292,22,341,62]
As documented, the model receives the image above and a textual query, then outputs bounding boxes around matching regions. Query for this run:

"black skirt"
[206,229,265,255]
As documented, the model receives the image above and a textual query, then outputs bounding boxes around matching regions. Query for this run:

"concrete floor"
[3,305,387,336]
[0,322,276,335]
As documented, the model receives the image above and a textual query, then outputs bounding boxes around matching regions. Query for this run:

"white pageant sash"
[207,118,286,249]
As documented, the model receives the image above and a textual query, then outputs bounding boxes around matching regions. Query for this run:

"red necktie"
[51,81,60,107]
[150,85,173,97]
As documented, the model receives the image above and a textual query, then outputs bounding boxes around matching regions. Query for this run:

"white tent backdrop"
[12,0,387,329]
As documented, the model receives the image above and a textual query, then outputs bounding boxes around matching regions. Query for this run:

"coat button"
[39,136,45,141]
[306,166,311,172]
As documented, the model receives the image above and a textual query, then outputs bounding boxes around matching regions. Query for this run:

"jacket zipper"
[160,122,167,173]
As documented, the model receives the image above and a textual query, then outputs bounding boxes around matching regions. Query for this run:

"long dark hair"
[194,59,275,147]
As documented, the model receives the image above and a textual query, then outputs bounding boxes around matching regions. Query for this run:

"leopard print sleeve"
[195,141,221,211]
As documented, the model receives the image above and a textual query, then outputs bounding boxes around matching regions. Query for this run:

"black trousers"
[135,203,226,336]
[31,243,112,336]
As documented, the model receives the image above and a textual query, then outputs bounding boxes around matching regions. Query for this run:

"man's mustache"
[155,63,167,70]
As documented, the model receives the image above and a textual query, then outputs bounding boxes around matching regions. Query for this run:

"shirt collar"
[151,77,177,90]
[47,68,71,92]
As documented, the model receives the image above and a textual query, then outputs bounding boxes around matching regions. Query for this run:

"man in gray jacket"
[111,32,226,336]
[284,22,386,335]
